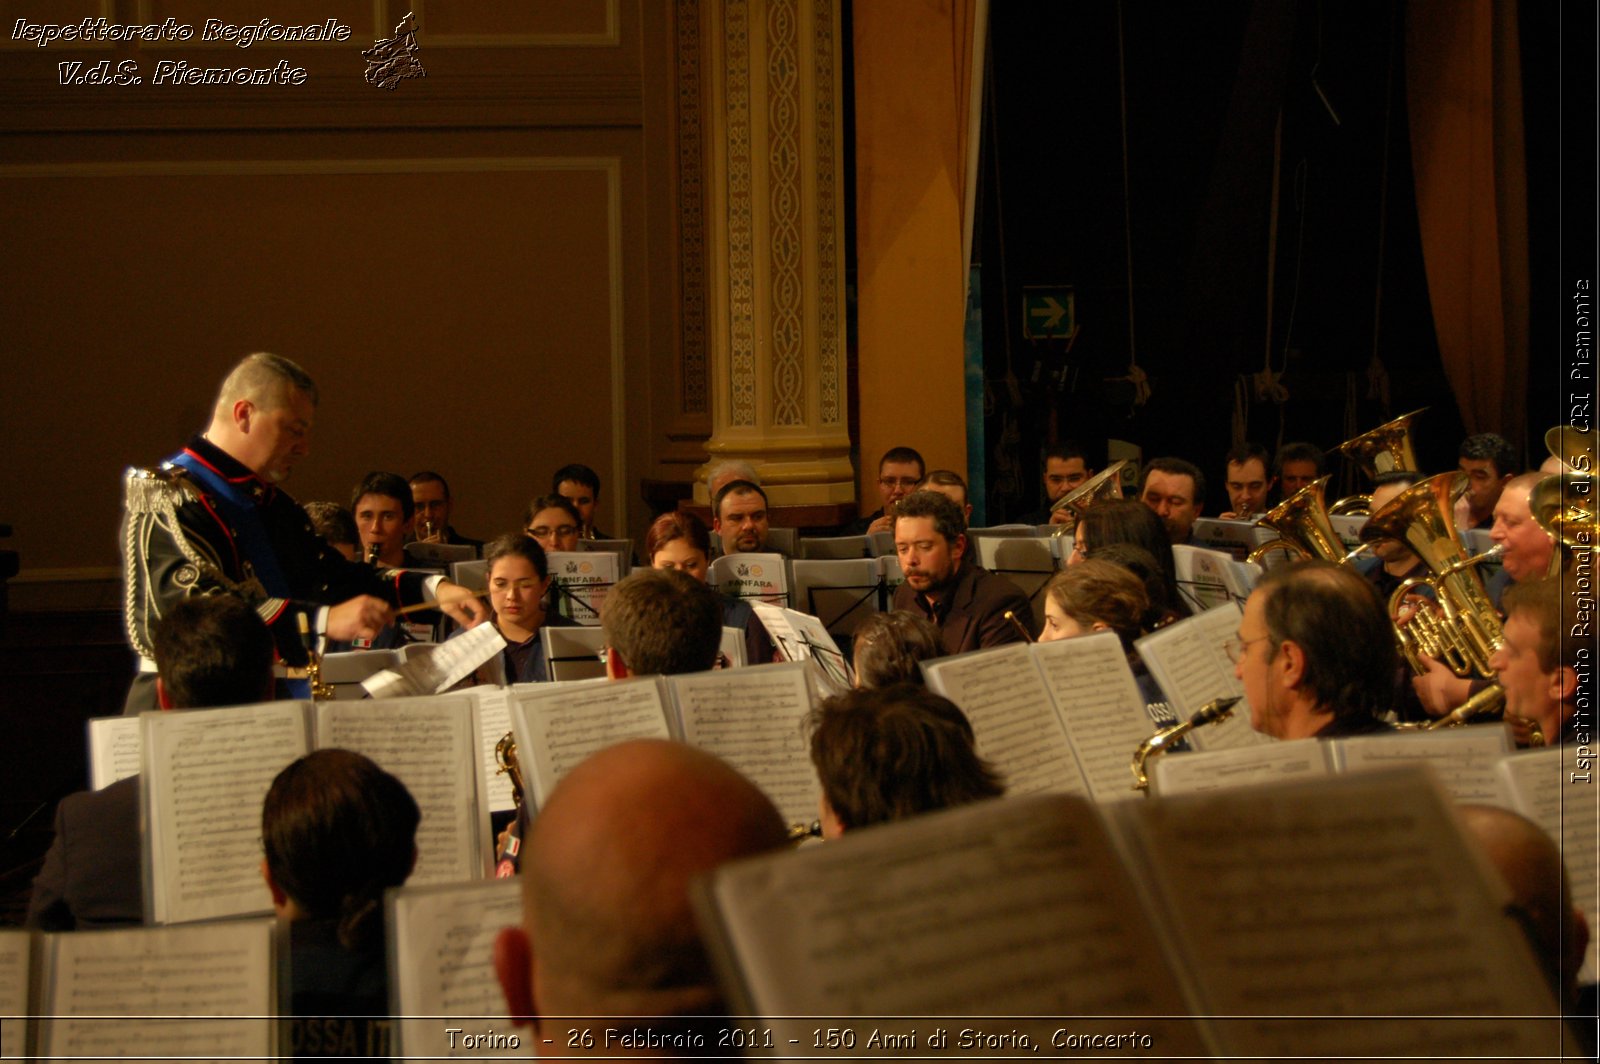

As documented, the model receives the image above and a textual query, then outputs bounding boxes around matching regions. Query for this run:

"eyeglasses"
[527,525,578,540]
[1222,634,1270,664]
[879,477,921,489]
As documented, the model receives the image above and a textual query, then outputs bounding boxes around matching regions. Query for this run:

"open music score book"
[1150,724,1514,803]
[141,695,490,925]
[87,713,143,789]
[32,918,276,1061]
[1497,745,1600,983]
[751,601,853,691]
[387,878,525,1060]
[920,632,1157,803]
[506,662,824,825]
[0,929,28,1058]
[696,768,1571,1059]
[361,623,505,698]
[1134,602,1271,751]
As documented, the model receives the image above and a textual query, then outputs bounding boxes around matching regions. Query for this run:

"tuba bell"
[1329,407,1427,515]
[1361,471,1504,678]
[1247,475,1371,566]
[1048,460,1128,537]
[1532,471,1596,576]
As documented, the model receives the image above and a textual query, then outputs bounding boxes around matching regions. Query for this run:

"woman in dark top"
[477,534,576,684]
[262,749,419,1061]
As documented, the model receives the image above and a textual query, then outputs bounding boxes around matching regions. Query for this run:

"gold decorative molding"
[676,0,708,415]
[766,0,803,427]
[813,0,840,426]
[723,0,756,427]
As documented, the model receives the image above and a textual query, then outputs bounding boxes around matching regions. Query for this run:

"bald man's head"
[496,740,786,1041]
[1458,804,1589,1009]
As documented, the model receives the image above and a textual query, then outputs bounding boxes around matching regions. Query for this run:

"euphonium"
[1131,696,1240,792]
[1532,470,1596,575]
[1361,471,1504,678]
[1329,407,1427,516]
[1048,460,1128,537]
[1247,475,1371,566]
[495,731,525,811]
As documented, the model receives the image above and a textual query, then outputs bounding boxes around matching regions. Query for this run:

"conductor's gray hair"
[215,352,319,413]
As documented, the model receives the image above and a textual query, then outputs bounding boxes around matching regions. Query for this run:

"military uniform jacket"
[122,435,431,672]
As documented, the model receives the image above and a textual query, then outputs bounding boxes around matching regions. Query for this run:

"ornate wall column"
[693,0,854,506]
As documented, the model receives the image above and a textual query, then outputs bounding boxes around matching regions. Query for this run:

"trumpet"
[495,731,525,811]
[1131,696,1240,792]
[1247,475,1372,566]
[1362,472,1504,678]
[1048,460,1128,537]
[1330,407,1427,515]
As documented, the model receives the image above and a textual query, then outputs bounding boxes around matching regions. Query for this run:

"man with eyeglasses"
[841,446,926,536]
[1228,560,1396,740]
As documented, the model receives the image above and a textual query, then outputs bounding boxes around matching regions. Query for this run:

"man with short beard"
[890,490,1032,655]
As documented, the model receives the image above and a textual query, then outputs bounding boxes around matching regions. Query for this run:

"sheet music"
[1125,770,1560,1057]
[0,929,28,1058]
[701,795,1206,1052]
[1032,632,1160,802]
[389,879,525,1060]
[361,624,505,698]
[671,663,821,825]
[88,714,142,790]
[38,919,274,1060]
[922,645,1089,798]
[1150,738,1334,796]
[316,698,483,884]
[474,688,516,813]
[510,677,672,807]
[1331,726,1512,804]
[714,552,788,606]
[1172,545,1235,612]
[143,701,309,924]
[750,602,853,691]
[547,550,619,625]
[1135,603,1245,716]
[1497,746,1600,981]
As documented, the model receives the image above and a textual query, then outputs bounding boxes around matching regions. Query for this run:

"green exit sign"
[1022,286,1075,339]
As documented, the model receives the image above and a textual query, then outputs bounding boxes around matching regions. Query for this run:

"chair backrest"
[790,558,883,637]
[798,534,873,560]
[539,625,608,682]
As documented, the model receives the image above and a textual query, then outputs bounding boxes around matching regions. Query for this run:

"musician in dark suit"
[28,596,275,930]
[890,490,1033,654]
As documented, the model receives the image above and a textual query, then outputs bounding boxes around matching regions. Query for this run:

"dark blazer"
[27,775,143,931]
[891,561,1033,656]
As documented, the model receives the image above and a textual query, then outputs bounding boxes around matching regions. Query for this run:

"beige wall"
[851,1,971,500]
[0,0,688,598]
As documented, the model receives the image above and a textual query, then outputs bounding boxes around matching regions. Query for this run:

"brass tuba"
[1131,696,1240,792]
[1329,407,1427,515]
[1247,475,1371,566]
[1048,460,1128,537]
[1360,471,1504,677]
